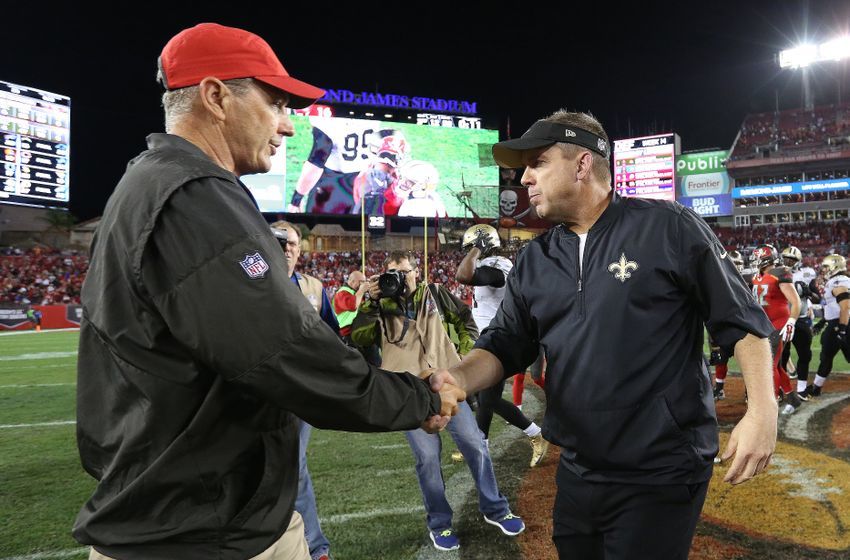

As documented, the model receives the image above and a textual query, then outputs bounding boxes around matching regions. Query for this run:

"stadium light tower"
[779,35,850,110]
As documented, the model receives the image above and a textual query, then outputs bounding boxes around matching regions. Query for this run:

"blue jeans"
[294,421,330,559]
[405,401,510,533]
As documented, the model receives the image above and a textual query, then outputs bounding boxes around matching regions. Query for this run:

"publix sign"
[675,150,732,217]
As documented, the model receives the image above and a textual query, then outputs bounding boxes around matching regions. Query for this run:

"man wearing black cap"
[73,23,465,560]
[429,110,778,559]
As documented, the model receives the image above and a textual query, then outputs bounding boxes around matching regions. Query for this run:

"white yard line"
[0,420,75,429]
[0,352,77,361]
[0,383,75,389]
[0,328,79,337]
[0,548,87,560]
[782,390,850,441]
[320,505,426,524]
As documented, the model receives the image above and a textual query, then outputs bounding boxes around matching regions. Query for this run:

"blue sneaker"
[484,512,526,536]
[429,528,460,551]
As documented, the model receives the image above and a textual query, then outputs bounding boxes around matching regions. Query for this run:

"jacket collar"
[145,133,260,210]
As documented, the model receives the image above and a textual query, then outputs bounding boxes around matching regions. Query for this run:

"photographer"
[351,251,524,551]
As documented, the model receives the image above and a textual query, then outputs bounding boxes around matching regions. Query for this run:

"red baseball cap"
[158,23,325,109]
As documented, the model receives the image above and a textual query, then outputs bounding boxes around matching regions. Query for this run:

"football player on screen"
[288,117,400,214]
[750,244,803,414]
[351,134,410,216]
[395,160,448,218]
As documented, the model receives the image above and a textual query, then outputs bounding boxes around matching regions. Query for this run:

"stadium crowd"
[0,247,88,305]
[8,222,850,307]
[732,101,850,160]
[714,220,850,267]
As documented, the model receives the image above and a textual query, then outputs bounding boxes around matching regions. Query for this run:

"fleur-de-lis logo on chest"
[608,253,638,283]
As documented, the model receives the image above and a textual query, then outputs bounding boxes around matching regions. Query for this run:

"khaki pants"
[88,511,311,560]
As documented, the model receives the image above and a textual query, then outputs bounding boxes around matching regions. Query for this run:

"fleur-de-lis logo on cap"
[608,253,638,283]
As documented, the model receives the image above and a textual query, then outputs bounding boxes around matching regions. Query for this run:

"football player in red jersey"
[750,244,804,412]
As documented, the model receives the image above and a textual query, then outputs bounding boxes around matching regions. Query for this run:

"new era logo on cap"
[564,129,577,137]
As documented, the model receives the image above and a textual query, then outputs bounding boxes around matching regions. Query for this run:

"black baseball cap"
[492,120,610,168]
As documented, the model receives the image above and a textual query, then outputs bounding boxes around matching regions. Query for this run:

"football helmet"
[781,246,802,269]
[728,250,744,272]
[821,254,847,279]
[462,224,500,255]
[752,244,780,271]
[396,160,439,195]
[375,134,410,167]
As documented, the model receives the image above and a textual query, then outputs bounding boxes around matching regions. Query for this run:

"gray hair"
[543,109,612,184]
[159,76,255,132]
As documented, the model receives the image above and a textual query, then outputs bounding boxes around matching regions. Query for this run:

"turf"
[0,330,532,559]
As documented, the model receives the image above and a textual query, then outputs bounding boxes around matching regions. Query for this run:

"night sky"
[4,1,850,221]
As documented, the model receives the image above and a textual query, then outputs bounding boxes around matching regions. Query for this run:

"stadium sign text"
[321,89,478,115]
[733,178,850,199]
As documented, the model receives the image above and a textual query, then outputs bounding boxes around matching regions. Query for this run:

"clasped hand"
[419,369,466,433]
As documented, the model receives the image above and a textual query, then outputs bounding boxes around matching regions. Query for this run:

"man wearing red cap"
[72,23,465,560]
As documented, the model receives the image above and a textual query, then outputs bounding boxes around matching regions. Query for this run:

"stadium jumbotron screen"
[0,80,70,209]
[241,112,500,218]
[612,133,678,202]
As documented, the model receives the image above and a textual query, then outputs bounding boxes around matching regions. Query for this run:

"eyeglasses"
[387,268,413,274]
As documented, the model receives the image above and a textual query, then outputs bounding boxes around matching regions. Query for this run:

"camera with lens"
[378,270,407,298]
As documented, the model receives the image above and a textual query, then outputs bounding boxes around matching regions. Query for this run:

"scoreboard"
[613,133,679,201]
[0,80,70,209]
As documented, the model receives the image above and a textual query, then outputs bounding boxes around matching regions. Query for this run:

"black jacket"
[74,134,440,559]
[476,194,772,485]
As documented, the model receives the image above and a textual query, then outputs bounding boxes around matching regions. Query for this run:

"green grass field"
[2,330,846,559]
[0,330,538,560]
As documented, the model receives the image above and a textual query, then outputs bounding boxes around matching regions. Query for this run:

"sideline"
[0,329,80,337]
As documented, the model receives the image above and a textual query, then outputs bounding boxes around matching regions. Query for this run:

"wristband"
[291,192,304,206]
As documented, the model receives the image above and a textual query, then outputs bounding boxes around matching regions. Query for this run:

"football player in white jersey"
[456,224,548,467]
[779,246,821,397]
[288,117,400,214]
[396,160,448,218]
[809,254,850,398]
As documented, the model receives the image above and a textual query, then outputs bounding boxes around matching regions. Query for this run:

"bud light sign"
[675,150,732,217]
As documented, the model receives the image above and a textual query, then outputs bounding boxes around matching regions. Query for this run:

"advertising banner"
[676,150,732,217]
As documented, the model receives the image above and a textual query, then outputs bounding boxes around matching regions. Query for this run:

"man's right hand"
[419,375,466,433]
[368,275,382,300]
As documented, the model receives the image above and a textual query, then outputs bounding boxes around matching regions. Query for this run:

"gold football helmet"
[821,254,847,279]
[461,224,501,255]
[782,246,802,269]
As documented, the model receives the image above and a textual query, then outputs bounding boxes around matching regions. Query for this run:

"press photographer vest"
[380,285,461,375]
[295,273,324,313]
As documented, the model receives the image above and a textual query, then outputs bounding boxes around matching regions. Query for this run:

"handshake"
[419,369,467,434]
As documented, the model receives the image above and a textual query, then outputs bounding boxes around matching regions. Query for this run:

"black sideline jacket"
[73,134,440,559]
[476,193,773,485]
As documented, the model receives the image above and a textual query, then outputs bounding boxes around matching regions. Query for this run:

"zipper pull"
[578,279,582,292]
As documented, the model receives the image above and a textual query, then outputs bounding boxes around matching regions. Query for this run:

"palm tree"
[38,209,77,233]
